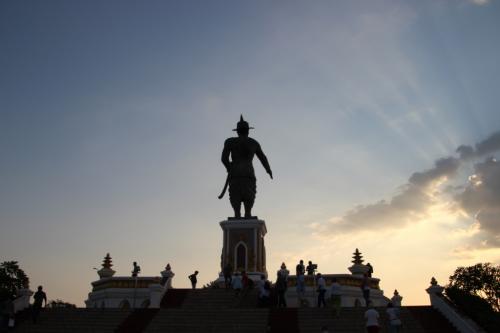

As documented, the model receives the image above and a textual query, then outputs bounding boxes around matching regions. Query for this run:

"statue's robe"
[221,136,271,210]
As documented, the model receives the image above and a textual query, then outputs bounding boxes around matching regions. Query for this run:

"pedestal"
[219,218,267,279]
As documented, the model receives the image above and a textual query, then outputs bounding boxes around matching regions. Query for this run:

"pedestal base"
[219,218,267,276]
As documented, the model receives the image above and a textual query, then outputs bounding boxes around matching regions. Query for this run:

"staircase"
[406,306,462,333]
[12,308,130,333]
[160,288,190,308]
[295,306,460,333]
[144,288,268,332]
[179,288,260,309]
[144,308,269,333]
[11,289,462,333]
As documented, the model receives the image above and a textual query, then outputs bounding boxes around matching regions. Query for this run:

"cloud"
[455,157,500,248]
[409,157,460,186]
[457,131,500,159]
[324,157,459,232]
[320,132,500,250]
[468,0,490,5]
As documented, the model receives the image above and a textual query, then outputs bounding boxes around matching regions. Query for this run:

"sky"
[1,0,499,306]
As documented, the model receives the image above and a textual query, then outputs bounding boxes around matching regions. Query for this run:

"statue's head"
[233,115,254,137]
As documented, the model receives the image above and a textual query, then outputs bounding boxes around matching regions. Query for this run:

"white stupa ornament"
[348,248,370,275]
[97,253,116,279]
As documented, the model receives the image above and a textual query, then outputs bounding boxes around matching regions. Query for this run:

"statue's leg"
[243,201,253,218]
[243,178,256,218]
[229,180,241,218]
[232,201,242,218]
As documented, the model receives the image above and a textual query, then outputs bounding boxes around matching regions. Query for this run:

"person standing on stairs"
[231,272,243,297]
[188,270,199,289]
[276,271,287,308]
[330,277,342,317]
[316,273,327,308]
[223,262,233,289]
[361,273,371,307]
[364,302,380,333]
[386,302,402,333]
[278,262,290,281]
[32,286,47,324]
[296,260,306,306]
[258,275,271,307]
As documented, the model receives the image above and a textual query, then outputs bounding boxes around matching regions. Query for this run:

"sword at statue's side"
[218,174,230,199]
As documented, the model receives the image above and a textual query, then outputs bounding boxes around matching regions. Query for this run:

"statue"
[131,261,141,278]
[220,115,273,218]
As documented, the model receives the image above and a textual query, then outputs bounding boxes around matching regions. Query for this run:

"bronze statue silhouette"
[220,115,272,218]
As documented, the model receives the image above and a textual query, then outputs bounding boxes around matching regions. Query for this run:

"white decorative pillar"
[426,277,445,304]
[391,289,403,307]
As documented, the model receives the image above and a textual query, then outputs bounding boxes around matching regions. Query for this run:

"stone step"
[12,309,131,333]
[295,307,459,333]
[11,305,461,333]
[144,308,269,333]
[161,288,260,309]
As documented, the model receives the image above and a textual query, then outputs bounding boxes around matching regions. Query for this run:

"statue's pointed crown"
[233,114,254,131]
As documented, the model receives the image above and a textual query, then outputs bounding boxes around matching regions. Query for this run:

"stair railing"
[149,279,169,308]
[426,280,484,333]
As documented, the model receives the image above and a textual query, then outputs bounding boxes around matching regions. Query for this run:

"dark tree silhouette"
[448,263,499,311]
[0,261,29,301]
[48,299,76,308]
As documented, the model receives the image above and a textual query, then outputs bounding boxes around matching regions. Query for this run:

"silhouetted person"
[221,115,272,218]
[316,273,327,308]
[366,263,373,277]
[295,260,306,304]
[223,262,233,289]
[32,286,47,324]
[258,274,270,307]
[386,302,402,333]
[189,271,199,289]
[306,261,316,275]
[231,272,243,297]
[241,270,253,296]
[330,277,342,317]
[131,262,141,277]
[361,273,370,307]
[364,302,380,333]
[276,272,287,308]
[278,263,289,281]
[296,260,305,276]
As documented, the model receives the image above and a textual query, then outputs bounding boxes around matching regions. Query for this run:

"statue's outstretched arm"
[256,144,273,179]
